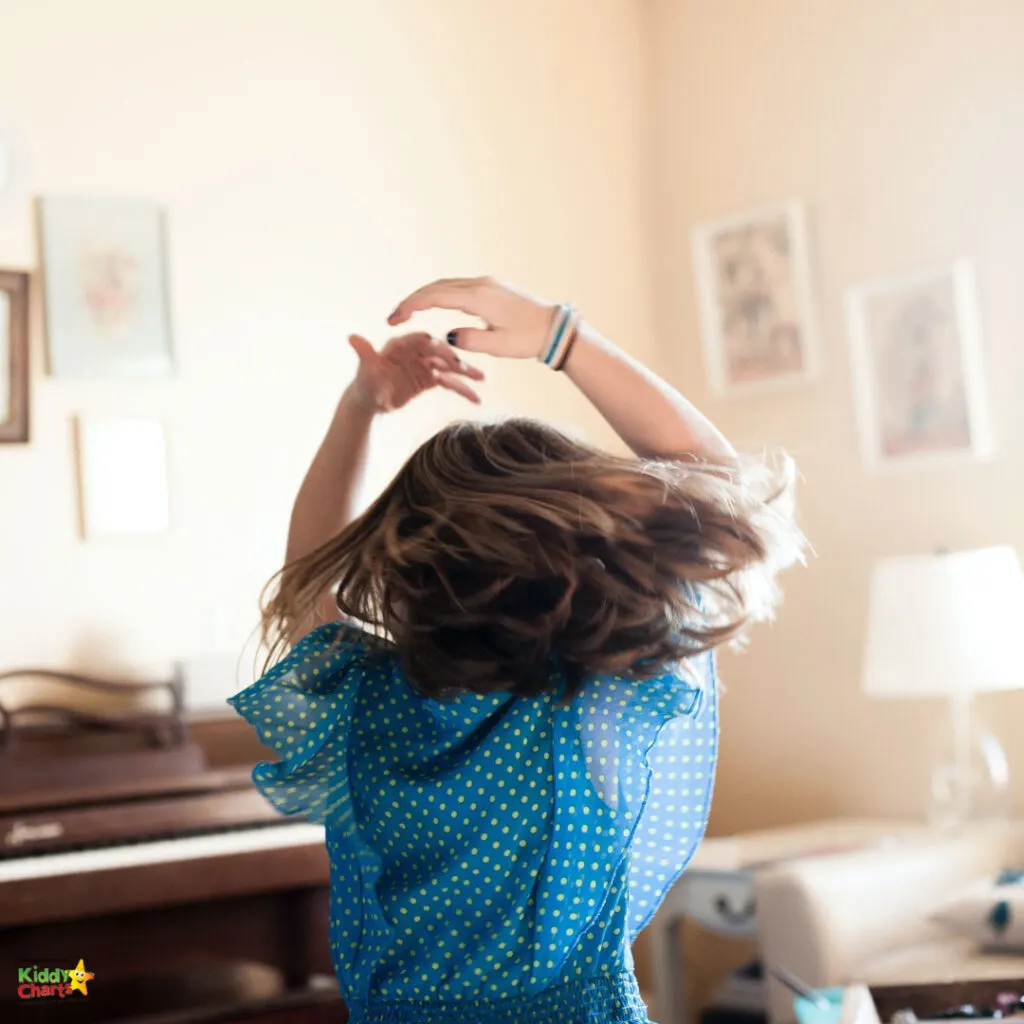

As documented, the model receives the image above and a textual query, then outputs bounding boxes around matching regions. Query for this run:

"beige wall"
[647,0,1024,829]
[0,0,656,704]
[5,0,1024,829]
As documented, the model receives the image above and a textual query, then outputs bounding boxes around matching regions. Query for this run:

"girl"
[229,277,803,1024]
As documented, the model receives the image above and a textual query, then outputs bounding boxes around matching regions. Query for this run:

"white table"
[642,819,918,1024]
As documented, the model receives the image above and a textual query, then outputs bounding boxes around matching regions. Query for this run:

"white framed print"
[73,416,170,539]
[691,200,819,396]
[38,196,173,378]
[845,262,993,471]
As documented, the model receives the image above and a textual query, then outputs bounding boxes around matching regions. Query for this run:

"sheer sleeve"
[226,621,370,835]
[540,648,718,960]
[616,651,718,933]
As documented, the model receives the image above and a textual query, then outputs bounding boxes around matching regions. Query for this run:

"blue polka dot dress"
[228,622,718,1024]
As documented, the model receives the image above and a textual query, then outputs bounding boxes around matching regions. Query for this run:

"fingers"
[405,333,485,379]
[426,337,486,379]
[388,278,489,326]
[351,331,485,404]
[427,354,484,381]
[435,372,481,404]
[444,327,493,354]
[352,331,432,360]
[347,333,377,362]
[393,331,434,348]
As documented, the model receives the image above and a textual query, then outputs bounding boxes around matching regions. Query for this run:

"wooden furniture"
[869,978,1024,1018]
[0,667,347,1023]
[815,979,1024,1024]
[0,268,30,444]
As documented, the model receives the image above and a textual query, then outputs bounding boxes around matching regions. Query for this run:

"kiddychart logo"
[17,960,94,999]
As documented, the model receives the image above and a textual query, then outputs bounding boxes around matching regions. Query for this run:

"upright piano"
[0,667,348,1023]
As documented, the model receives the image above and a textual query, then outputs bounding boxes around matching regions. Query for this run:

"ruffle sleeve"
[226,621,369,834]
[615,651,718,934]
[535,648,717,977]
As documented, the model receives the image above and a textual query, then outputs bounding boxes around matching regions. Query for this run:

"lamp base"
[927,700,1011,832]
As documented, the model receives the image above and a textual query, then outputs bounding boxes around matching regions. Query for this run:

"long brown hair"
[260,419,805,699]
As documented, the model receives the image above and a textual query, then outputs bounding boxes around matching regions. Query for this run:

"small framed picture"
[845,263,993,470]
[73,416,171,539]
[0,269,29,443]
[692,200,819,396]
[37,196,173,378]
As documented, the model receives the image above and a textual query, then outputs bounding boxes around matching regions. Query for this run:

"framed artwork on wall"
[73,416,170,539]
[692,200,820,396]
[37,196,173,379]
[0,269,29,443]
[845,262,993,470]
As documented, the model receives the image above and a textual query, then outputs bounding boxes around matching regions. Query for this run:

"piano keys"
[0,667,347,1022]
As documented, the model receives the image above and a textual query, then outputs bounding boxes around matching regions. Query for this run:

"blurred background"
[2,1,1023,1022]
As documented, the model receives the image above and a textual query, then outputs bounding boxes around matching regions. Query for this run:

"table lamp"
[862,546,1024,830]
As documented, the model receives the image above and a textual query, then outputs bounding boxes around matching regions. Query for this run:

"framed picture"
[0,269,29,443]
[73,416,170,539]
[692,200,819,396]
[37,196,173,378]
[845,262,993,470]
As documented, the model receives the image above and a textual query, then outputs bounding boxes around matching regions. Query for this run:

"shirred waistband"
[346,970,650,1024]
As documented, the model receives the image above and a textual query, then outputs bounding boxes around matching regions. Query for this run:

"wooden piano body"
[0,668,348,1023]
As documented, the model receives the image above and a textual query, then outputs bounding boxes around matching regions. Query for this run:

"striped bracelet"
[539,303,579,369]
[552,315,580,371]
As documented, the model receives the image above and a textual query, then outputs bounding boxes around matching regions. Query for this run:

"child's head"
[262,418,804,699]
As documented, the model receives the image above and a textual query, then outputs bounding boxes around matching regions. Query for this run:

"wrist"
[340,383,380,418]
[533,302,561,359]
[560,321,608,378]
[538,303,580,368]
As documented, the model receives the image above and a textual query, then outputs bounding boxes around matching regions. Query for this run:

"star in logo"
[67,959,94,996]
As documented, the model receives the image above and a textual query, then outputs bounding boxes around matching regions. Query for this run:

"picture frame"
[845,262,993,471]
[692,200,819,396]
[0,269,29,443]
[72,416,171,540]
[37,196,173,379]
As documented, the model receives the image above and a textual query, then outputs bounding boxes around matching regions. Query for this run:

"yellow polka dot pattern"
[228,622,717,1023]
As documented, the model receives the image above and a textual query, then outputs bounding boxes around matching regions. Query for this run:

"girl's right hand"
[387,277,558,360]
[349,331,483,413]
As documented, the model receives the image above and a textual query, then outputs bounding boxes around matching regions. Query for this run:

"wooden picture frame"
[692,200,820,397]
[845,262,993,471]
[0,269,29,443]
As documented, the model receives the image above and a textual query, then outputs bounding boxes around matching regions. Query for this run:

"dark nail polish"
[446,331,458,346]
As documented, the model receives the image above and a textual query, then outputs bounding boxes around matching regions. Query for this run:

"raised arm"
[388,277,735,465]
[559,323,735,463]
[282,332,482,639]
[284,387,375,628]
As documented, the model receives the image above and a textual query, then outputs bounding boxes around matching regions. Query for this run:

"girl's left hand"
[348,332,484,413]
[387,277,556,359]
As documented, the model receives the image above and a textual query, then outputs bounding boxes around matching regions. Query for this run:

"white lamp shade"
[862,546,1024,699]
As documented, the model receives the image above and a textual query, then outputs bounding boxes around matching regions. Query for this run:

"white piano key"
[0,821,325,883]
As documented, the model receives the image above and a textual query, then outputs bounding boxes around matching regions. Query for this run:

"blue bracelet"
[541,304,573,366]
